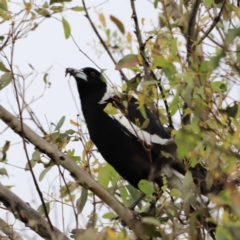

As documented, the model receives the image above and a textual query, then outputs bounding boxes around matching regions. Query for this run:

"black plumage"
[66,67,220,238]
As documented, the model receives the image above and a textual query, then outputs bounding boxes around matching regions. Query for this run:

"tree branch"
[0,105,149,240]
[194,0,226,47]
[0,183,69,240]
[130,0,173,128]
[183,0,202,126]
[82,0,128,82]
[130,0,150,81]
[186,0,202,62]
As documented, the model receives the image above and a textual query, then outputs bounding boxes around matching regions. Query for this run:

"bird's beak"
[65,68,88,81]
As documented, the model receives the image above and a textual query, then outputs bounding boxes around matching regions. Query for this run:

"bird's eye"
[90,72,95,77]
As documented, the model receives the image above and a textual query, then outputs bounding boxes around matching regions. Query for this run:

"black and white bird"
[66,67,221,238]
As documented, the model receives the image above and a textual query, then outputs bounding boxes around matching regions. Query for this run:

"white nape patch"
[110,110,172,145]
[98,84,116,104]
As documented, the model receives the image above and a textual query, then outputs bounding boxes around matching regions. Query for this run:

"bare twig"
[6,22,54,230]
[82,0,128,82]
[130,0,150,81]
[130,0,173,128]
[194,1,226,47]
[0,183,69,240]
[57,166,79,233]
[186,0,202,63]
[183,0,202,126]
[165,0,188,31]
[0,105,150,240]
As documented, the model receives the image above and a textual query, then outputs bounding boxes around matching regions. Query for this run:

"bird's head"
[66,67,106,89]
[66,67,112,103]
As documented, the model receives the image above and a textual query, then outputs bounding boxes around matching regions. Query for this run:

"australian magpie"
[65,67,221,238]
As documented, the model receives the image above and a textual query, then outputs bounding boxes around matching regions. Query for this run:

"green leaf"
[28,63,35,70]
[106,29,110,38]
[86,212,97,228]
[35,8,50,17]
[32,150,41,161]
[39,166,53,181]
[102,212,117,219]
[141,80,158,86]
[62,17,71,39]
[103,103,119,115]
[110,15,125,34]
[153,57,174,69]
[0,72,12,90]
[200,60,213,73]
[25,159,36,171]
[142,217,160,226]
[115,54,138,70]
[71,6,84,11]
[126,184,141,203]
[210,81,227,93]
[50,6,63,12]
[43,73,48,83]
[153,0,159,8]
[141,119,149,129]
[216,226,232,240]
[0,0,7,11]
[1,141,10,161]
[169,90,180,116]
[0,168,8,176]
[108,165,119,188]
[125,75,141,92]
[0,2,7,11]
[170,38,177,57]
[50,0,71,4]
[42,1,48,8]
[98,165,110,188]
[204,0,213,8]
[182,171,197,214]
[225,28,240,46]
[60,182,78,198]
[138,179,154,195]
[37,202,50,215]
[100,71,107,83]
[54,116,65,131]
[170,188,182,197]
[138,104,147,119]
[0,8,9,20]
[119,185,128,205]
[0,62,10,72]
[76,188,88,214]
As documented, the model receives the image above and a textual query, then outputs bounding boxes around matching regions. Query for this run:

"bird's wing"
[109,96,175,148]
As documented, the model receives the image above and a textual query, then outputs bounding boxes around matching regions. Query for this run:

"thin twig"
[194,1,226,47]
[82,0,128,82]
[186,0,202,63]
[58,166,79,233]
[183,0,202,126]
[7,20,54,231]
[130,0,150,81]
[130,0,173,128]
